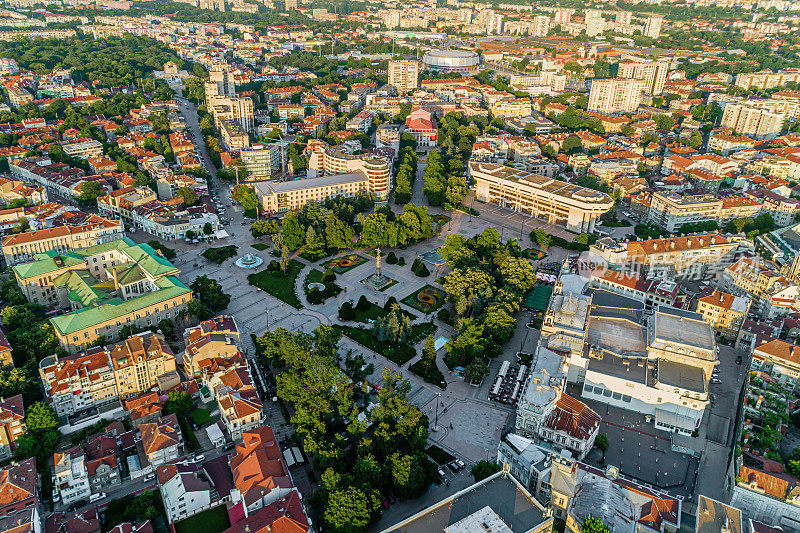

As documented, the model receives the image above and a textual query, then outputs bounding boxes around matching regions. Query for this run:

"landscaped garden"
[402,285,446,314]
[202,245,238,264]
[247,259,304,308]
[304,268,343,304]
[324,253,368,273]
[251,243,269,251]
[333,321,435,365]
[522,248,547,261]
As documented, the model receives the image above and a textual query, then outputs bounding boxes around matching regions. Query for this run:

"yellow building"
[12,238,192,353]
[2,216,123,266]
[696,289,750,337]
[109,332,177,398]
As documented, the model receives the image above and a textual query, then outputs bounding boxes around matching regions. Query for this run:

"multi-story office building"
[388,60,419,94]
[721,103,785,140]
[468,161,614,232]
[13,238,192,353]
[255,173,372,214]
[212,96,254,133]
[644,16,663,38]
[617,60,668,95]
[240,143,283,179]
[2,216,123,266]
[39,332,177,415]
[587,78,643,114]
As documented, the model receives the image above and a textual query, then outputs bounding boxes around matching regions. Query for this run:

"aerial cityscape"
[0,0,800,532]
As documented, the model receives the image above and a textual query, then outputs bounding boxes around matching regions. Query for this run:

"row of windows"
[584,384,632,403]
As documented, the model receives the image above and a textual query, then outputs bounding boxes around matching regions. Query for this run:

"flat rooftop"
[382,472,548,533]
[586,352,648,384]
[253,172,368,196]
[657,359,706,394]
[652,306,715,355]
[586,315,647,357]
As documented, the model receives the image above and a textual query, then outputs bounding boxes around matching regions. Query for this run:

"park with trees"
[255,326,437,532]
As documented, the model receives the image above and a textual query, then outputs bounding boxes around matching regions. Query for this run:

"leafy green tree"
[324,214,354,249]
[25,402,58,432]
[581,516,611,533]
[282,212,306,251]
[562,135,583,154]
[77,181,105,206]
[251,218,278,239]
[470,460,501,482]
[323,487,375,532]
[595,433,609,461]
[203,222,213,235]
[163,390,193,416]
[232,185,259,215]
[465,359,488,383]
[304,226,327,260]
[188,275,231,319]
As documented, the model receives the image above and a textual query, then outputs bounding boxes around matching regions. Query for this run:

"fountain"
[235,253,263,269]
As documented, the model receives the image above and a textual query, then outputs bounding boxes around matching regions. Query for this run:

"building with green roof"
[12,238,192,353]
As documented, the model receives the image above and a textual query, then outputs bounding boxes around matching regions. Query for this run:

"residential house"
[157,456,234,524]
[695,289,751,338]
[230,427,293,517]
[0,395,25,460]
[54,447,91,506]
[84,432,120,491]
[0,458,40,533]
[221,491,309,533]
[139,414,182,467]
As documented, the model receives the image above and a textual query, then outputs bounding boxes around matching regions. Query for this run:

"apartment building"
[39,332,177,415]
[54,447,91,506]
[587,78,643,114]
[695,289,750,337]
[184,326,240,377]
[751,338,800,391]
[13,238,192,353]
[590,269,685,309]
[7,85,33,107]
[157,458,234,523]
[230,427,294,517]
[84,432,120,491]
[721,103,784,140]
[61,138,104,160]
[240,143,282,179]
[306,140,391,200]
[735,69,800,90]
[388,60,420,93]
[219,376,263,441]
[91,183,149,224]
[489,98,533,118]
[720,256,788,316]
[589,233,752,280]
[108,332,177,399]
[255,173,371,214]
[468,161,614,232]
[345,110,373,132]
[644,16,663,38]
[0,395,25,460]
[2,217,123,266]
[140,414,182,467]
[0,458,40,533]
[211,96,254,133]
[647,192,762,232]
[731,453,800,530]
[617,60,668,95]
[219,119,251,151]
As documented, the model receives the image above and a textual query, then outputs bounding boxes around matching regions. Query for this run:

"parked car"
[89,492,106,503]
[144,473,156,482]
[437,467,445,478]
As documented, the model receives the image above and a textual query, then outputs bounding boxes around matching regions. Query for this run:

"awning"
[214,229,230,239]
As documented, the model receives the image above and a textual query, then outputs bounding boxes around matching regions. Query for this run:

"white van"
[89,492,106,503]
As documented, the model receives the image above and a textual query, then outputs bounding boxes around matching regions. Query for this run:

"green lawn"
[247,259,304,308]
[202,245,238,264]
[352,301,390,323]
[333,322,435,366]
[304,269,343,303]
[174,504,230,533]
[251,243,269,251]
